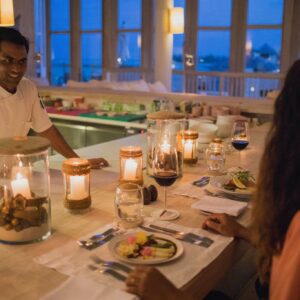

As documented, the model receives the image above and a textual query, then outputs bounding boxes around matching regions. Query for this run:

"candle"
[68,175,88,200]
[161,140,171,154]
[184,140,193,159]
[11,162,31,179]
[11,173,31,199]
[123,158,138,180]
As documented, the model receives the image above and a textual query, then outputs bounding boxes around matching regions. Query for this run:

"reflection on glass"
[198,0,231,26]
[196,30,230,71]
[248,0,283,25]
[81,33,102,81]
[81,0,102,30]
[174,0,185,7]
[117,32,141,67]
[172,34,184,70]
[118,0,141,29]
[50,0,69,31]
[245,29,282,72]
[50,34,70,86]
[172,74,184,93]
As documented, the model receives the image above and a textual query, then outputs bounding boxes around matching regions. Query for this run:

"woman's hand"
[88,157,109,169]
[202,213,251,242]
[125,266,194,300]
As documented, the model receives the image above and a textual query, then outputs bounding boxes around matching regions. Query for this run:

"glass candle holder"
[183,130,199,164]
[205,138,226,172]
[119,146,143,186]
[62,158,91,213]
[146,112,187,177]
[0,136,51,244]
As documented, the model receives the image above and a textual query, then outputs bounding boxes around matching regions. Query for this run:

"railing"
[173,70,285,98]
[104,67,153,82]
[104,68,284,98]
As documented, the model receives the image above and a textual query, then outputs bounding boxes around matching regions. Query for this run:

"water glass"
[115,183,143,228]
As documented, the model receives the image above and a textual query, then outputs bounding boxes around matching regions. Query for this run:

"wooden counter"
[0,123,270,299]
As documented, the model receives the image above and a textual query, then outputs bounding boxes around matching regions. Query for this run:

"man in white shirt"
[0,27,108,168]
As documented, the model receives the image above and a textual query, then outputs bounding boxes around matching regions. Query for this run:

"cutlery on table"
[204,189,249,201]
[90,255,132,273]
[149,224,213,245]
[88,264,126,281]
[139,225,213,248]
[78,228,118,249]
[192,176,210,187]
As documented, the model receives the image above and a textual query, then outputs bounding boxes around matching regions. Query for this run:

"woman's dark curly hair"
[252,59,300,282]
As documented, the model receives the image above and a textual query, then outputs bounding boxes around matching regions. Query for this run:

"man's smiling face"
[0,41,27,93]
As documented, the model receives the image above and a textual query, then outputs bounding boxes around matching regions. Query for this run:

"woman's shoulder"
[286,211,300,239]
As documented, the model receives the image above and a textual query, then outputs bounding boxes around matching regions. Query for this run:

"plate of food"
[208,170,256,198]
[108,231,184,265]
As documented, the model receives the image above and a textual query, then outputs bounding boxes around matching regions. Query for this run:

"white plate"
[208,174,255,198]
[108,232,184,265]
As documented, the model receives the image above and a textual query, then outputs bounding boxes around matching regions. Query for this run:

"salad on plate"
[222,170,256,191]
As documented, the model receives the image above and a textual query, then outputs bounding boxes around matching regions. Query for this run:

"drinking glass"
[115,183,143,228]
[152,140,179,220]
[231,120,249,166]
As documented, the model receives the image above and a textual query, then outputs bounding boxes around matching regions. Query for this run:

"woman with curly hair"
[125,60,300,300]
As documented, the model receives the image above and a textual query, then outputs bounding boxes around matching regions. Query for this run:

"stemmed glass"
[152,139,179,221]
[231,120,249,166]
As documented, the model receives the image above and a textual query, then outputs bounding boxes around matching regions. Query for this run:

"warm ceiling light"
[168,7,184,34]
[0,0,15,27]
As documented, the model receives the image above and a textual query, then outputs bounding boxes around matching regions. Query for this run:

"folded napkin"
[41,275,137,300]
[191,195,248,217]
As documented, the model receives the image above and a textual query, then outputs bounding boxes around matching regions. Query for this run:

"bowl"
[190,123,218,144]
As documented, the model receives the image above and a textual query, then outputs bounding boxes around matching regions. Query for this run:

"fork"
[90,255,132,273]
[139,225,213,248]
[149,224,214,246]
[88,264,126,281]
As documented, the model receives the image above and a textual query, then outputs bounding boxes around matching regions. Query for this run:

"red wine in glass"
[153,171,178,187]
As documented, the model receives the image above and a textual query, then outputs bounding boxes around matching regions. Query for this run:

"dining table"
[0,122,270,300]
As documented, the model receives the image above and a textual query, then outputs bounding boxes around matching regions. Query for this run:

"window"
[49,0,70,86]
[196,0,232,71]
[172,0,185,92]
[245,0,283,72]
[117,0,142,68]
[81,0,103,81]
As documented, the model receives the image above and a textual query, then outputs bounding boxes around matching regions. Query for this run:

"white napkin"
[191,195,248,217]
[41,275,138,300]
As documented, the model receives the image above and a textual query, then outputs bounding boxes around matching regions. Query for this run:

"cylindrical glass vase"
[146,111,187,177]
[0,136,51,244]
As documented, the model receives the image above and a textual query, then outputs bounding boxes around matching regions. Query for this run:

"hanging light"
[0,0,14,27]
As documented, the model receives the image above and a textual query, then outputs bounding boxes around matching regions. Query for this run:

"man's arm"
[38,125,109,169]
[38,125,79,158]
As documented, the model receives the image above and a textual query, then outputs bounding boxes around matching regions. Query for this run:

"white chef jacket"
[0,77,52,138]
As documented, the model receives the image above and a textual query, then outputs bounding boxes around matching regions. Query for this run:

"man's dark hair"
[0,27,29,53]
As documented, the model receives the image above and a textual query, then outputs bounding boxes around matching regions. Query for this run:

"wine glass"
[152,140,179,221]
[231,120,249,166]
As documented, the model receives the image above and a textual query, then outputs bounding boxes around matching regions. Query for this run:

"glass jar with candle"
[183,130,199,164]
[62,158,91,213]
[0,136,51,244]
[119,146,143,186]
[205,138,226,173]
[147,111,187,177]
